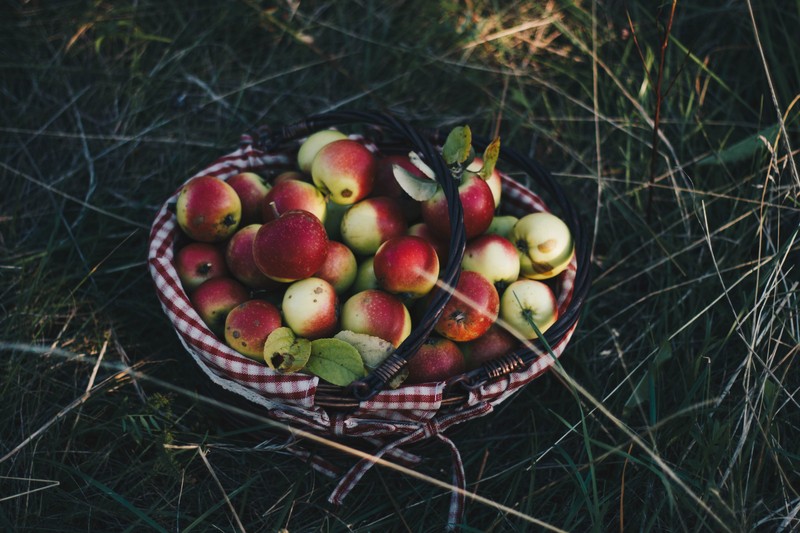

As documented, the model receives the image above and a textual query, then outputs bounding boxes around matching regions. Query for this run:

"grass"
[2,0,799,531]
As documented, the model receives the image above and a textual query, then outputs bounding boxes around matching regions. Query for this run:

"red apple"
[176,176,242,242]
[225,224,281,290]
[461,234,520,289]
[314,240,358,294]
[340,196,407,255]
[407,222,450,267]
[466,157,503,208]
[282,277,339,339]
[190,277,250,335]
[253,210,329,282]
[373,235,439,300]
[226,172,270,225]
[262,178,327,224]
[341,289,412,347]
[434,271,499,342]
[460,324,519,370]
[421,172,494,241]
[311,139,377,205]
[273,170,309,184]
[405,336,465,384]
[175,242,228,292]
[224,300,282,360]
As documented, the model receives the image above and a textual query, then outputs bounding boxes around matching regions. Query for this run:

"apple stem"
[269,201,280,219]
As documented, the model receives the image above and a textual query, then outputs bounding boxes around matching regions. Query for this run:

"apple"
[340,196,407,255]
[466,157,503,208]
[499,279,558,339]
[421,172,494,241]
[461,234,520,289]
[261,178,327,224]
[374,154,426,221]
[225,224,281,290]
[176,176,242,242]
[485,215,519,239]
[226,172,270,225]
[311,139,377,205]
[341,289,412,347]
[253,210,329,282]
[297,129,349,173]
[282,277,339,340]
[314,240,358,294]
[373,235,439,300]
[224,300,282,360]
[190,276,250,335]
[175,242,228,292]
[273,170,309,184]
[434,271,499,342]
[509,212,574,280]
[405,336,465,384]
[407,222,449,267]
[352,256,379,292]
[460,324,519,370]
[323,199,350,240]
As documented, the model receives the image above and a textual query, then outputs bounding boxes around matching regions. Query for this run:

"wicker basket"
[147,109,590,527]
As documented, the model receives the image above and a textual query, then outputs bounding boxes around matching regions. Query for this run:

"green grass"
[2,0,798,531]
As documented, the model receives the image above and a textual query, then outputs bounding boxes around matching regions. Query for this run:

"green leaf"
[306,338,366,386]
[697,124,779,165]
[393,163,439,201]
[479,137,501,180]
[334,330,395,369]
[442,125,472,167]
[263,327,311,373]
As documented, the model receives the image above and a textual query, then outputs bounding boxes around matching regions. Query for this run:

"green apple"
[508,212,574,280]
[499,279,558,340]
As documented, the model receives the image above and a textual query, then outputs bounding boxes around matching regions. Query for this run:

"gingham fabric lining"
[147,134,580,529]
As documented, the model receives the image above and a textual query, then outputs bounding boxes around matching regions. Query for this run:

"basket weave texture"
[147,111,587,527]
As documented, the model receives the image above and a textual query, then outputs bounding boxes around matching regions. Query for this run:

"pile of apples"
[173,127,574,388]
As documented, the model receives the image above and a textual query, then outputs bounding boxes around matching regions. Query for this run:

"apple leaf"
[334,330,395,369]
[407,151,436,179]
[479,137,501,180]
[442,126,472,168]
[263,327,311,373]
[393,163,439,202]
[306,338,367,386]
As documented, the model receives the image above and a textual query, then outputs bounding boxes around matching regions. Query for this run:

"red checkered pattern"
[148,135,580,530]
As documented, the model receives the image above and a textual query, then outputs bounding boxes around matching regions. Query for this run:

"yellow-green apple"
[509,212,574,280]
[175,242,228,292]
[341,289,412,347]
[297,129,348,173]
[314,240,358,294]
[421,172,494,241]
[281,277,339,339]
[253,210,329,282]
[190,276,249,335]
[224,300,282,360]
[460,324,519,370]
[226,172,270,225]
[224,224,282,290]
[352,256,379,292]
[407,222,449,267]
[373,235,439,300]
[176,176,241,242]
[405,336,465,384]
[499,279,558,339]
[261,178,326,223]
[461,234,520,290]
[311,139,377,205]
[434,271,499,342]
[485,215,519,239]
[466,157,502,208]
[340,196,407,255]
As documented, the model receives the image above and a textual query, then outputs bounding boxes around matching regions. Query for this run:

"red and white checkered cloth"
[147,134,579,530]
